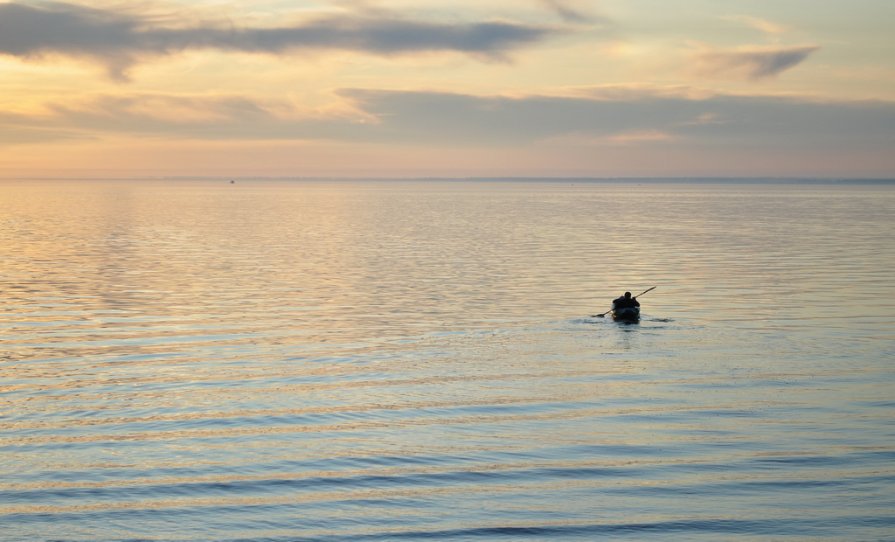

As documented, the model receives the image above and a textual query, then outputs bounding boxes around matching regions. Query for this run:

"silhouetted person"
[613,291,640,310]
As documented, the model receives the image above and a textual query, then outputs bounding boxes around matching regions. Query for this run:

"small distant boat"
[612,306,640,322]
[593,287,654,321]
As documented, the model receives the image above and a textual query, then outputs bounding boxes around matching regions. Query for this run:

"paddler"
[612,291,640,311]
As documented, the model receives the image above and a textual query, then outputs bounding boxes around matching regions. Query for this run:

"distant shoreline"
[3,176,895,185]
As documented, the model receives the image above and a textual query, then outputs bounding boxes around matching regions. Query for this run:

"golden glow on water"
[2,180,894,540]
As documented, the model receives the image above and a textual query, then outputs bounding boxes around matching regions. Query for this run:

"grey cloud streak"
[337,89,895,148]
[5,89,893,156]
[696,45,820,79]
[0,2,554,78]
[537,0,601,24]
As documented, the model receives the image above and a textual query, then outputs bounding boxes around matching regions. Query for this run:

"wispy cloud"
[4,86,893,177]
[723,14,789,36]
[694,45,820,80]
[0,2,556,80]
[0,93,355,142]
[339,88,895,147]
[537,0,602,24]
[6,88,892,155]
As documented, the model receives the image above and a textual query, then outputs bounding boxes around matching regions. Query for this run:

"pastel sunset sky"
[1,0,893,178]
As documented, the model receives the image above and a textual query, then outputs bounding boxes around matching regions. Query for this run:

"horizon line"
[2,176,894,184]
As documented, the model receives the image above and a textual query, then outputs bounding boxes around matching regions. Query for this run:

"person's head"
[624,292,632,299]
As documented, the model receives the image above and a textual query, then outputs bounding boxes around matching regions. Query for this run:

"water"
[2,179,894,541]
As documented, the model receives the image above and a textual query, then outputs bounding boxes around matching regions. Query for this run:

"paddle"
[593,286,656,317]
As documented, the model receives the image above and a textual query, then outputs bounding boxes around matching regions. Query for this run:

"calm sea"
[2,179,894,541]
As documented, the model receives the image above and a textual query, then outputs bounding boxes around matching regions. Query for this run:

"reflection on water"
[2,180,894,540]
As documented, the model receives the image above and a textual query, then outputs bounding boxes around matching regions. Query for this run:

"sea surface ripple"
[2,180,894,541]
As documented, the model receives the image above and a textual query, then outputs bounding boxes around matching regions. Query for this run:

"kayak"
[612,306,640,321]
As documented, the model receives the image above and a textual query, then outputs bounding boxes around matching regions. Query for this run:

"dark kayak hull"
[612,306,640,321]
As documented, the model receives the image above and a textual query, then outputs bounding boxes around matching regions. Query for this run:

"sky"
[1,0,894,178]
